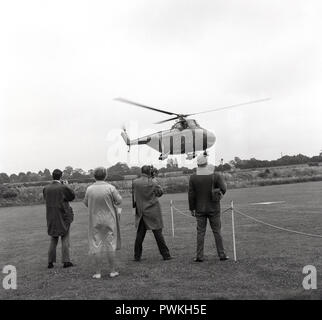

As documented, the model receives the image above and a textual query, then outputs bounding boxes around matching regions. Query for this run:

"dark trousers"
[134,219,170,260]
[196,212,225,259]
[48,229,70,263]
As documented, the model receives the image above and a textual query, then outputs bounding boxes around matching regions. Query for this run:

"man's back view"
[188,155,229,262]
[133,165,172,261]
[43,169,75,269]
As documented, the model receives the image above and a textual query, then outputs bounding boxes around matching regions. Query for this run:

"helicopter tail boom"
[121,129,151,149]
[121,130,131,146]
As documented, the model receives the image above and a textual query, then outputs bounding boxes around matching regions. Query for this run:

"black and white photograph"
[1,0,322,307]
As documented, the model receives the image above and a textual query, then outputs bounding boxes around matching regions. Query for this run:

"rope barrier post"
[231,200,237,262]
[170,200,175,238]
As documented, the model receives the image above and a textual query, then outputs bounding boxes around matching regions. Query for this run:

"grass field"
[1,181,322,300]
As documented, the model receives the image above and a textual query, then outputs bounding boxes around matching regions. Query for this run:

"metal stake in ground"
[231,200,237,262]
[170,200,175,238]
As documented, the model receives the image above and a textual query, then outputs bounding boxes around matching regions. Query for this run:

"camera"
[141,165,159,179]
[149,166,159,179]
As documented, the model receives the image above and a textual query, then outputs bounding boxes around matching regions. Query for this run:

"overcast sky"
[1,0,322,174]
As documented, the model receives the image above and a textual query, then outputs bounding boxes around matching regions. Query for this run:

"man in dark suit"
[189,154,228,262]
[133,165,172,261]
[43,169,75,269]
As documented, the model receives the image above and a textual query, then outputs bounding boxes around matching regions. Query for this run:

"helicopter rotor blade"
[114,97,179,116]
[154,116,181,124]
[188,98,271,116]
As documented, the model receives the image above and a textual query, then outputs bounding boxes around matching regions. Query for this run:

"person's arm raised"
[152,178,163,198]
[112,186,122,206]
[64,185,75,202]
[83,188,89,207]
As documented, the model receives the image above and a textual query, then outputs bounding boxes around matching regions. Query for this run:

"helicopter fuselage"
[122,125,216,156]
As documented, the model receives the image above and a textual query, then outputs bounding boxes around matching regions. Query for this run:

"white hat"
[197,154,208,166]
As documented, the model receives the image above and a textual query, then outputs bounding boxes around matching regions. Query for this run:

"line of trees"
[0,167,93,184]
[0,162,194,184]
[1,153,322,184]
[228,153,322,170]
[0,164,150,184]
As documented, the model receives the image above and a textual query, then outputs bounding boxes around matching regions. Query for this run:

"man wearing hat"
[188,154,228,262]
[132,165,172,261]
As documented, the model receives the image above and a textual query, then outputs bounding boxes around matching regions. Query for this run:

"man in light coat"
[133,165,172,261]
[84,167,122,279]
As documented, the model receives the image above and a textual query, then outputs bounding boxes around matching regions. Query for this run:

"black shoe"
[133,257,141,262]
[220,256,229,261]
[48,262,54,269]
[163,256,173,261]
[63,262,74,268]
[194,258,204,262]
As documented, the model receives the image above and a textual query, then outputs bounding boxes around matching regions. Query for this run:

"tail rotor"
[121,125,131,151]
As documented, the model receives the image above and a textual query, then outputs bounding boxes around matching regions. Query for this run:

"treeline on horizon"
[1,153,322,185]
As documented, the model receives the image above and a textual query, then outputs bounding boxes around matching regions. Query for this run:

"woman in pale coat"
[84,167,122,279]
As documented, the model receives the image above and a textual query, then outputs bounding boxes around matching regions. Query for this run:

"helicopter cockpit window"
[186,120,199,129]
[173,122,185,131]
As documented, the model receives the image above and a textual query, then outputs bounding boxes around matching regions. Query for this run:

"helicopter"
[115,97,270,160]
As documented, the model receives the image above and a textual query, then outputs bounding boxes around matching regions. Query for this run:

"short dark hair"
[141,165,151,176]
[94,167,107,181]
[52,169,63,180]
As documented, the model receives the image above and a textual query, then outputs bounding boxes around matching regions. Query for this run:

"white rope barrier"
[234,208,322,239]
[171,200,322,239]
[169,203,194,238]
[170,200,322,262]
[172,206,195,219]
[222,207,233,214]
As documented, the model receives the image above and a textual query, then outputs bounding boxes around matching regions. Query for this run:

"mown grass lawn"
[1,181,322,300]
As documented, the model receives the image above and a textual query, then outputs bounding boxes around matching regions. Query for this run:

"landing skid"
[186,150,208,160]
